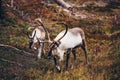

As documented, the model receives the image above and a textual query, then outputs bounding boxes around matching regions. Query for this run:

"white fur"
[31,26,45,59]
[32,28,45,43]
[53,29,83,61]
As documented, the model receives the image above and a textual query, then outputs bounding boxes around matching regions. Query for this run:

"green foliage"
[1,17,18,26]
[9,36,28,48]
[93,6,112,12]
[107,39,120,80]
[0,25,29,48]
[84,5,112,12]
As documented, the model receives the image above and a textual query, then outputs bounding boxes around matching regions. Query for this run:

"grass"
[1,35,119,80]
[0,21,119,80]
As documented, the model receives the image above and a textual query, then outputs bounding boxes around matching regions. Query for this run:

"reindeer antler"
[55,22,68,42]
[35,18,52,43]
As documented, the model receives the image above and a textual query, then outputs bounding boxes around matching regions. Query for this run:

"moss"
[84,5,113,12]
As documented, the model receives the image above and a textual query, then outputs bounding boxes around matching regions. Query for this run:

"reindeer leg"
[38,43,42,59]
[54,56,61,72]
[41,43,45,57]
[81,40,89,64]
[66,49,70,71]
[71,49,76,69]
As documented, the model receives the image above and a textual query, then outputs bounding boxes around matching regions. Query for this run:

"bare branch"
[0,58,23,67]
[54,0,71,8]
[0,44,35,57]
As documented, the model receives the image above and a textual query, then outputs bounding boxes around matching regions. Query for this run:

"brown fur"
[69,27,85,40]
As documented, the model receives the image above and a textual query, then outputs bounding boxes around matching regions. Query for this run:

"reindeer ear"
[28,27,35,30]
[27,32,31,39]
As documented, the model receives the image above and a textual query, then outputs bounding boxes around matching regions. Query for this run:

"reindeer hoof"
[35,56,41,61]
[86,61,90,65]
[71,65,74,69]
[58,69,61,73]
[37,56,41,59]
[56,65,61,73]
[35,57,38,61]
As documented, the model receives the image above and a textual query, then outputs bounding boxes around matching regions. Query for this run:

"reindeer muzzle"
[47,49,53,59]
[29,42,33,49]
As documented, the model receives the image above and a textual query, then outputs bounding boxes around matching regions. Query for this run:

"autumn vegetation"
[0,0,120,80]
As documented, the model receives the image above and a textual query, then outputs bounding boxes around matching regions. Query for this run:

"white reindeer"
[48,23,88,72]
[27,18,51,59]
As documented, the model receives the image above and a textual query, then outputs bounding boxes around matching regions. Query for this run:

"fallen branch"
[54,0,71,8]
[0,58,23,67]
[0,44,35,57]
[109,31,120,39]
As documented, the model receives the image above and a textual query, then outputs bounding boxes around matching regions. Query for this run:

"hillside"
[0,0,120,80]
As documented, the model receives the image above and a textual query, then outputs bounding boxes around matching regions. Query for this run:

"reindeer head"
[27,18,42,50]
[27,30,39,49]
[27,18,51,50]
[48,23,68,59]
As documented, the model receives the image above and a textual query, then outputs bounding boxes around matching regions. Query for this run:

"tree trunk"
[11,0,13,7]
[54,0,71,8]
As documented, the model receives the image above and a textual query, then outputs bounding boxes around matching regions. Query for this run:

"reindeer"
[27,18,51,59]
[48,23,88,72]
